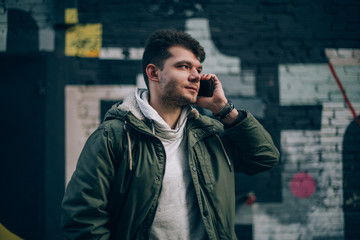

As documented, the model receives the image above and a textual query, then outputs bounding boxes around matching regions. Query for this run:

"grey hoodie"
[134,89,206,239]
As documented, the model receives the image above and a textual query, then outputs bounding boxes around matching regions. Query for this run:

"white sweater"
[135,89,206,239]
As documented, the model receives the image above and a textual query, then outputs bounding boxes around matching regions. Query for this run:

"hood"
[103,92,145,122]
[104,88,201,124]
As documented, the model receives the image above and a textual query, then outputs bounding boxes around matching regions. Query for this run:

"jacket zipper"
[123,121,133,170]
[123,118,167,238]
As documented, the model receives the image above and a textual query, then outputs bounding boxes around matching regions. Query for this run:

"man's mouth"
[186,86,198,93]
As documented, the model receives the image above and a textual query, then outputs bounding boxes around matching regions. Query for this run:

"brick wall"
[1,0,360,239]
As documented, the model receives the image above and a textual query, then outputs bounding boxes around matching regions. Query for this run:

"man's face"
[157,46,202,107]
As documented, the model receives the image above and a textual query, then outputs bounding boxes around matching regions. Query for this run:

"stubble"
[159,79,196,108]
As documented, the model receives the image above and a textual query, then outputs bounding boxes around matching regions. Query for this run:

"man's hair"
[142,29,206,89]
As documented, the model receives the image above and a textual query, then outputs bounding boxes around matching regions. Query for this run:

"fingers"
[201,74,219,81]
[200,73,223,91]
[197,73,227,110]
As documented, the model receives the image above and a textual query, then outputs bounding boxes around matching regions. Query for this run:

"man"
[62,29,280,239]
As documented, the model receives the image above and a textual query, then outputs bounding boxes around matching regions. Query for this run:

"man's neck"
[149,98,182,129]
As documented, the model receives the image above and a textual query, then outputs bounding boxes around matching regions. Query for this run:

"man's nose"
[189,69,201,82]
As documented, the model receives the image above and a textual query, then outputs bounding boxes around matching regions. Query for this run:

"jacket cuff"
[224,109,247,128]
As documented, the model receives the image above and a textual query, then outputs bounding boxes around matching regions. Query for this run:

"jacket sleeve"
[61,125,120,239]
[222,110,280,175]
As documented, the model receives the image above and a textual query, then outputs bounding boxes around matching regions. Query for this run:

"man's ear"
[146,64,159,82]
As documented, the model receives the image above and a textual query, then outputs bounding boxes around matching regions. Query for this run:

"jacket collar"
[104,91,222,137]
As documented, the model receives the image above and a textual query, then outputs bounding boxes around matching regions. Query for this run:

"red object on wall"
[290,172,316,198]
[245,192,257,206]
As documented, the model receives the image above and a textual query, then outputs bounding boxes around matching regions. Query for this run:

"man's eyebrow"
[175,60,203,70]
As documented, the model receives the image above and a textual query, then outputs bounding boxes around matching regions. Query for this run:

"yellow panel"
[65,23,102,58]
[65,8,78,24]
[0,223,23,240]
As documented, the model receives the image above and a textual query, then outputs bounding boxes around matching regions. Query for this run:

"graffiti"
[65,8,78,24]
[289,172,316,198]
[328,61,360,126]
[65,23,102,57]
[64,8,103,58]
[255,50,360,239]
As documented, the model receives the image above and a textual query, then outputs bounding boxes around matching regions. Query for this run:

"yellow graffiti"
[0,223,23,240]
[65,23,102,58]
[65,8,78,24]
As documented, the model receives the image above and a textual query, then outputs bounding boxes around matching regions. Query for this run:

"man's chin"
[161,93,197,107]
[183,95,197,105]
[189,98,197,105]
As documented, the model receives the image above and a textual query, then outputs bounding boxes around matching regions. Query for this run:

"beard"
[159,78,196,108]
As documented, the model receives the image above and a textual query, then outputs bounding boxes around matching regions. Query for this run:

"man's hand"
[196,74,239,124]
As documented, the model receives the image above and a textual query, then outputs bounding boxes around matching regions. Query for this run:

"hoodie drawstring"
[124,121,133,171]
[151,120,155,135]
[215,134,232,172]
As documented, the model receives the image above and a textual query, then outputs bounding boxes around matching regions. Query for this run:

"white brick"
[323,102,346,109]
[321,127,337,135]
[322,110,334,118]
[331,118,353,127]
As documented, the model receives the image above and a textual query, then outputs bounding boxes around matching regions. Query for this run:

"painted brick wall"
[1,0,360,239]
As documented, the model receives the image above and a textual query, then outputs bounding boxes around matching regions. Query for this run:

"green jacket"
[62,95,279,240]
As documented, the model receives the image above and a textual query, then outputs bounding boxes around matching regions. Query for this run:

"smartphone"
[198,78,214,97]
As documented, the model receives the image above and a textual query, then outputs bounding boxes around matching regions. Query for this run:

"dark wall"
[0,9,45,240]
[0,54,46,240]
